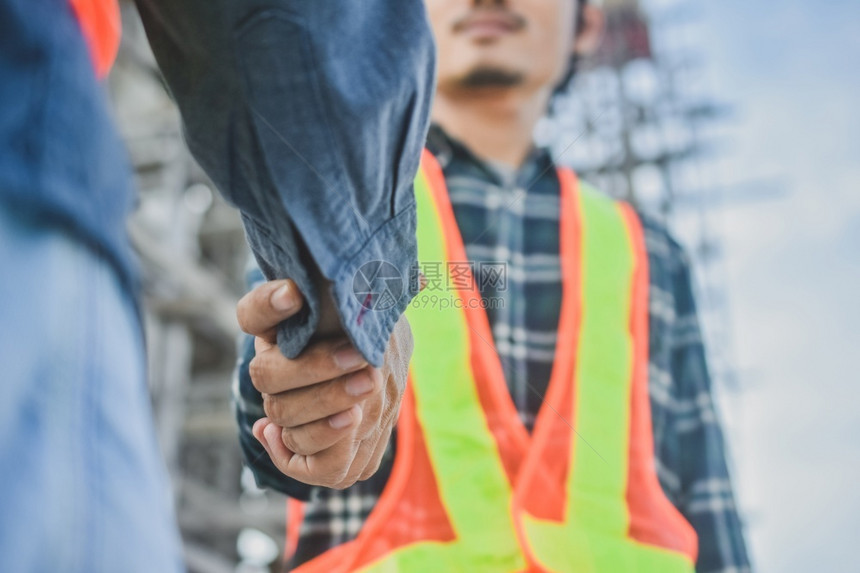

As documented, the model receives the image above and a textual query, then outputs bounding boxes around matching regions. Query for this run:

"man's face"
[426,0,579,93]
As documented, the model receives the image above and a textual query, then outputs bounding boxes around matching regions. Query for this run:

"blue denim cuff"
[328,199,420,367]
[243,199,419,367]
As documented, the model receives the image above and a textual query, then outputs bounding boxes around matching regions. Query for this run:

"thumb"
[237,279,304,341]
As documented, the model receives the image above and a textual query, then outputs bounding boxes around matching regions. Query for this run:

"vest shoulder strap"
[69,0,121,77]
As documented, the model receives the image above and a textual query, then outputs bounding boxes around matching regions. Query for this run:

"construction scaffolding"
[546,0,739,395]
[108,0,740,570]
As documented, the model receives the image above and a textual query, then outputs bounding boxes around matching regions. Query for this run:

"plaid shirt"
[234,126,751,572]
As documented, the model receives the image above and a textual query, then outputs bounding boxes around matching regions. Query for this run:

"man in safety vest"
[237,0,751,571]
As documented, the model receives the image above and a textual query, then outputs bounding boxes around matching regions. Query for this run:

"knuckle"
[323,345,351,378]
[318,454,356,488]
[360,459,382,482]
[280,428,309,456]
[316,381,340,412]
[248,356,269,392]
[283,424,327,457]
[261,394,275,419]
[339,464,366,489]
[331,472,358,490]
[334,478,359,490]
[262,394,285,424]
[321,470,349,489]
[362,466,380,482]
[291,343,335,384]
[279,427,295,449]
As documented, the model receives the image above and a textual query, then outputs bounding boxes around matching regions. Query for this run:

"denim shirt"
[136,0,436,365]
[2,0,435,366]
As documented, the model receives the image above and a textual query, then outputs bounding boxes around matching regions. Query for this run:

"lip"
[453,10,525,40]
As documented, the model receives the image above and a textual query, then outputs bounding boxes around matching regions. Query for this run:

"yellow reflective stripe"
[358,169,526,572]
[570,183,634,533]
[522,184,694,573]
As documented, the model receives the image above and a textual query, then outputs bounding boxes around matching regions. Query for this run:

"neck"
[432,85,551,168]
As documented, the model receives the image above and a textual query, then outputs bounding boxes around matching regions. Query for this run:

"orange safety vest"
[286,150,698,572]
[69,0,121,78]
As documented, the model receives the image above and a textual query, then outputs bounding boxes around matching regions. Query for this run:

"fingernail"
[334,345,365,370]
[345,373,374,396]
[271,283,296,312]
[329,409,354,429]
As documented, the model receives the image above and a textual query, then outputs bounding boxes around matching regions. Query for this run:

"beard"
[459,66,524,89]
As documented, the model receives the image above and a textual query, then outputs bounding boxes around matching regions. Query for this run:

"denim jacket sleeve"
[134,0,436,365]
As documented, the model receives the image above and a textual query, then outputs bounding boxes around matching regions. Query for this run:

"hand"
[236,279,412,489]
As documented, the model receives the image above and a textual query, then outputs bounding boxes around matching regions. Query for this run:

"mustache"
[452,8,527,33]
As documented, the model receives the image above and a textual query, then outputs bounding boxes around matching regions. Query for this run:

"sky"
[647,0,860,570]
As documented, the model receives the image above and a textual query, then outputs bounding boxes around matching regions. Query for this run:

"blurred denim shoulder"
[0,0,138,294]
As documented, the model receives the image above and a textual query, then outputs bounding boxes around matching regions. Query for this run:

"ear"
[573,4,605,57]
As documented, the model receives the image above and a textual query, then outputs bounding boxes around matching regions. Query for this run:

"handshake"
[236,279,413,489]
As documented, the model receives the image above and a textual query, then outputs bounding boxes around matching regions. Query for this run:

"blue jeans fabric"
[0,204,183,572]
